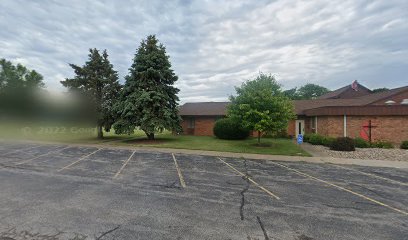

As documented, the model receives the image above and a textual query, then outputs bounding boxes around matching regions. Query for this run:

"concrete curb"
[7,139,408,169]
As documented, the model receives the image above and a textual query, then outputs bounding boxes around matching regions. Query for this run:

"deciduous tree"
[284,83,329,100]
[228,73,295,144]
[0,58,45,117]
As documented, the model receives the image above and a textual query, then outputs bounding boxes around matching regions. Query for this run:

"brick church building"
[179,82,408,144]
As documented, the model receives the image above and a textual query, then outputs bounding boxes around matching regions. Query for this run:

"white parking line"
[172,153,186,188]
[1,145,42,157]
[15,146,71,165]
[330,164,408,186]
[57,148,101,172]
[113,150,136,179]
[270,161,407,216]
[217,157,280,200]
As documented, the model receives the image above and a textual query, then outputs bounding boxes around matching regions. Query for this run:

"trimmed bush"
[321,137,335,147]
[400,141,408,149]
[213,118,249,140]
[308,134,325,145]
[371,140,394,149]
[303,133,312,143]
[330,137,355,151]
[354,137,371,148]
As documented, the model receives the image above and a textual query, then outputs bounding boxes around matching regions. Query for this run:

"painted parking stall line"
[113,150,136,179]
[15,146,71,165]
[0,145,42,157]
[57,148,101,172]
[172,153,186,188]
[217,157,280,200]
[330,164,408,187]
[270,161,408,216]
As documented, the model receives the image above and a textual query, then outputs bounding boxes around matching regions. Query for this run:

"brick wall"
[316,115,408,144]
[314,116,344,136]
[181,116,218,136]
[347,116,408,144]
[287,120,296,136]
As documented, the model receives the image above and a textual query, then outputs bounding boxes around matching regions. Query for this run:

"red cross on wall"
[360,120,377,143]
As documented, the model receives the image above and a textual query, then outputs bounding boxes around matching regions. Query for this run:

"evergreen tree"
[114,35,181,140]
[61,49,121,139]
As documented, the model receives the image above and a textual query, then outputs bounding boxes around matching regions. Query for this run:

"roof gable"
[318,81,371,99]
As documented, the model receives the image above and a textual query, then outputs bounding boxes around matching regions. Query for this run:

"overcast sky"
[1,0,407,103]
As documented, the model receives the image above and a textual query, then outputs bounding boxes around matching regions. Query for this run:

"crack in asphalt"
[151,181,182,189]
[95,225,121,240]
[297,234,314,240]
[0,227,87,240]
[240,177,250,220]
[322,203,362,210]
[256,216,270,240]
[349,183,390,199]
[240,158,250,221]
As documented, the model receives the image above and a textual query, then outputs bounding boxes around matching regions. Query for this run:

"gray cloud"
[0,0,407,103]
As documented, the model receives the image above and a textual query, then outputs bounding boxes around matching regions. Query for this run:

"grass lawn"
[0,123,310,156]
[113,134,310,156]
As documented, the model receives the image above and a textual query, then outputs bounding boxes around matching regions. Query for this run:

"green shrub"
[303,133,312,143]
[330,137,355,151]
[321,137,335,147]
[400,141,408,149]
[213,118,249,140]
[371,140,394,149]
[263,129,289,138]
[354,137,371,148]
[308,134,325,145]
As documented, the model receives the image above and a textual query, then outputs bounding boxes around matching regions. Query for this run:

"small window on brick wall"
[311,117,316,130]
[188,118,195,129]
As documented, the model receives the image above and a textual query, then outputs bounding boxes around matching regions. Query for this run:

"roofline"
[303,105,408,116]
[361,86,408,105]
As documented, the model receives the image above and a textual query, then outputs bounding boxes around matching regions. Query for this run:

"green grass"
[112,134,310,156]
[0,123,310,156]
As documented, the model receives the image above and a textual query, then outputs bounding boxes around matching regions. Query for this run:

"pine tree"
[61,49,121,139]
[114,35,181,140]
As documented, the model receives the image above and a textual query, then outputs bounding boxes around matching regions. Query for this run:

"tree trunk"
[97,125,103,139]
[146,132,155,140]
[257,131,261,144]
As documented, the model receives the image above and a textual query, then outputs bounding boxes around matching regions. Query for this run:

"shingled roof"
[179,85,408,116]
[317,81,371,99]
[179,102,229,116]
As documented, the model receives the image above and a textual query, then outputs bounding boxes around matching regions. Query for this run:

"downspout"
[343,114,347,137]
[315,116,318,134]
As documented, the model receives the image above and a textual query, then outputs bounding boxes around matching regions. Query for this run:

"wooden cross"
[363,120,377,143]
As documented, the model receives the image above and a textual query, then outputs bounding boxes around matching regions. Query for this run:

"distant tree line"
[283,84,330,100]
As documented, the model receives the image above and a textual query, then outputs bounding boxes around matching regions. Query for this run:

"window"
[311,117,316,130]
[188,118,195,128]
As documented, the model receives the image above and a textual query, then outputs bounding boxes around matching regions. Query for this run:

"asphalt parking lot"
[0,142,407,240]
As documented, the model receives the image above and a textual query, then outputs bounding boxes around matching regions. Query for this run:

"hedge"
[330,137,355,151]
[213,118,249,140]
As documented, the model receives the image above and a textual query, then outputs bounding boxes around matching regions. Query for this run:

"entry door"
[295,120,305,136]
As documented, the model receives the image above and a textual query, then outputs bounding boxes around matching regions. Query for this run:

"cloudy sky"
[1,0,407,103]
